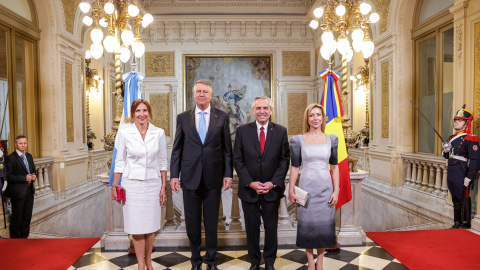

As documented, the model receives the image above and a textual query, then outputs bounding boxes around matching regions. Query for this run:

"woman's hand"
[328,189,339,208]
[159,188,167,205]
[111,186,118,201]
[288,190,299,204]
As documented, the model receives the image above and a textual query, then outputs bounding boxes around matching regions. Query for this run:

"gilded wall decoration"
[474,22,480,135]
[287,93,307,135]
[65,62,74,142]
[150,93,171,136]
[456,23,463,69]
[371,0,390,34]
[381,61,389,138]
[62,0,82,34]
[145,52,175,77]
[282,51,310,76]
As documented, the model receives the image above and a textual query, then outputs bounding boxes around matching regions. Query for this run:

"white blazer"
[114,123,168,180]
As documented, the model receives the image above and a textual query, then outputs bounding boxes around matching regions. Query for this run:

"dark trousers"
[10,187,34,238]
[242,196,280,267]
[183,178,221,267]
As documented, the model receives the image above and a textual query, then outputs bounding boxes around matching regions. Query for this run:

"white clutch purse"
[284,183,309,206]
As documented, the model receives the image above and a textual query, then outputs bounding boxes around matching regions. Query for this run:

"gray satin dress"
[290,134,338,248]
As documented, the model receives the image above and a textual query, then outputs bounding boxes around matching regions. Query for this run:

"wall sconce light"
[85,50,100,150]
[350,58,370,148]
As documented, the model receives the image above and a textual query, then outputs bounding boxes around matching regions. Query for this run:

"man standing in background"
[4,135,36,238]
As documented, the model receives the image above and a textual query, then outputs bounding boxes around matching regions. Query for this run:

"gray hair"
[193,79,212,92]
[251,96,273,110]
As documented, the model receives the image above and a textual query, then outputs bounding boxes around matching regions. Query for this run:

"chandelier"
[79,0,154,62]
[309,0,380,61]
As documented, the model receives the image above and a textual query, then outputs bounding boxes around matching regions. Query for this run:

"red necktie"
[260,127,265,155]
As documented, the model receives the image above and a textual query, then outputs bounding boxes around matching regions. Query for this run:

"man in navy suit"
[170,79,233,270]
[233,97,290,270]
[4,135,36,238]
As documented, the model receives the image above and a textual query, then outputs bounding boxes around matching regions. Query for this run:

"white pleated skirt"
[121,177,162,234]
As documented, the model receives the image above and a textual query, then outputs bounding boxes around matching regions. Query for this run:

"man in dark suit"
[233,96,290,270]
[170,79,233,270]
[4,135,36,238]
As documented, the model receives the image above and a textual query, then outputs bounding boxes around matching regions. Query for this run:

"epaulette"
[465,134,479,142]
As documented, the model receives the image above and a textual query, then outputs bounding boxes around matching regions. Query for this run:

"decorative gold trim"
[370,0,391,34]
[145,51,175,77]
[287,93,307,135]
[62,0,82,34]
[150,93,171,135]
[381,61,389,138]
[282,51,310,76]
[65,62,74,142]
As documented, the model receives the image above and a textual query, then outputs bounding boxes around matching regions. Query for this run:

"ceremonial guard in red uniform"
[442,106,479,229]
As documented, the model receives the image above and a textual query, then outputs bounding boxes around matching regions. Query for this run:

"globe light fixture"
[79,1,91,13]
[82,16,93,26]
[309,0,380,60]
[80,0,153,61]
[313,7,324,18]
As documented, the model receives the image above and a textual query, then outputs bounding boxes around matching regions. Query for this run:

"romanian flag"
[320,69,352,209]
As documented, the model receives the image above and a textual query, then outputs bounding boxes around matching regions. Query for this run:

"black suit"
[233,121,290,267]
[170,107,233,267]
[4,151,36,238]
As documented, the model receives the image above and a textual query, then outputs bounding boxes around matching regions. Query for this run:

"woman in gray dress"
[288,103,340,270]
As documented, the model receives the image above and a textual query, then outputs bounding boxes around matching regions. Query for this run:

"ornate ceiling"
[138,0,314,15]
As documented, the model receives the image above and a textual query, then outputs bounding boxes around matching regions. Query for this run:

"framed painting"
[184,54,272,135]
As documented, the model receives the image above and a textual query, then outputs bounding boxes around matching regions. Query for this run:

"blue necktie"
[199,111,207,144]
[21,154,30,174]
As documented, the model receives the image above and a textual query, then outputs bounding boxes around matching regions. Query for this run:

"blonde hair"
[303,103,326,133]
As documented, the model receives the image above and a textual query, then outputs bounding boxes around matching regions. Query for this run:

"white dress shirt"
[195,105,211,132]
[256,121,269,140]
[114,123,168,180]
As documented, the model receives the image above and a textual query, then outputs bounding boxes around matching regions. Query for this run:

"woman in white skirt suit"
[111,99,168,270]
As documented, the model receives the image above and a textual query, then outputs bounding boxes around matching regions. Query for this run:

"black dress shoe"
[191,266,201,270]
[249,265,260,270]
[265,265,275,270]
[461,222,471,229]
[206,265,218,270]
[450,222,461,229]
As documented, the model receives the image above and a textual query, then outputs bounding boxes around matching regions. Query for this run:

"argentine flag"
[108,71,145,186]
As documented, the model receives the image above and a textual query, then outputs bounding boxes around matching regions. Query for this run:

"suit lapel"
[262,122,274,158]
[189,109,203,144]
[204,107,218,144]
[144,124,157,145]
[250,122,261,156]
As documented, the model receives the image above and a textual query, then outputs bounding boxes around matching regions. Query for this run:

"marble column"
[337,170,368,245]
[99,174,130,250]
[229,181,242,230]
[163,180,176,231]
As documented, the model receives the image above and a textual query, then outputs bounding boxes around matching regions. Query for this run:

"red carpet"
[0,238,99,270]
[366,230,480,270]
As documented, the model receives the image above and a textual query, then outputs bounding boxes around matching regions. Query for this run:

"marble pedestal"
[337,170,368,245]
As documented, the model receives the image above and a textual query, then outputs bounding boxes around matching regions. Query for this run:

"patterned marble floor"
[68,237,409,270]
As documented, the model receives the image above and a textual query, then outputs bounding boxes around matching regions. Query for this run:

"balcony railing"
[401,153,448,198]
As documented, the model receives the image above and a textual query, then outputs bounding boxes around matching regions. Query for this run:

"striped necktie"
[21,154,30,174]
